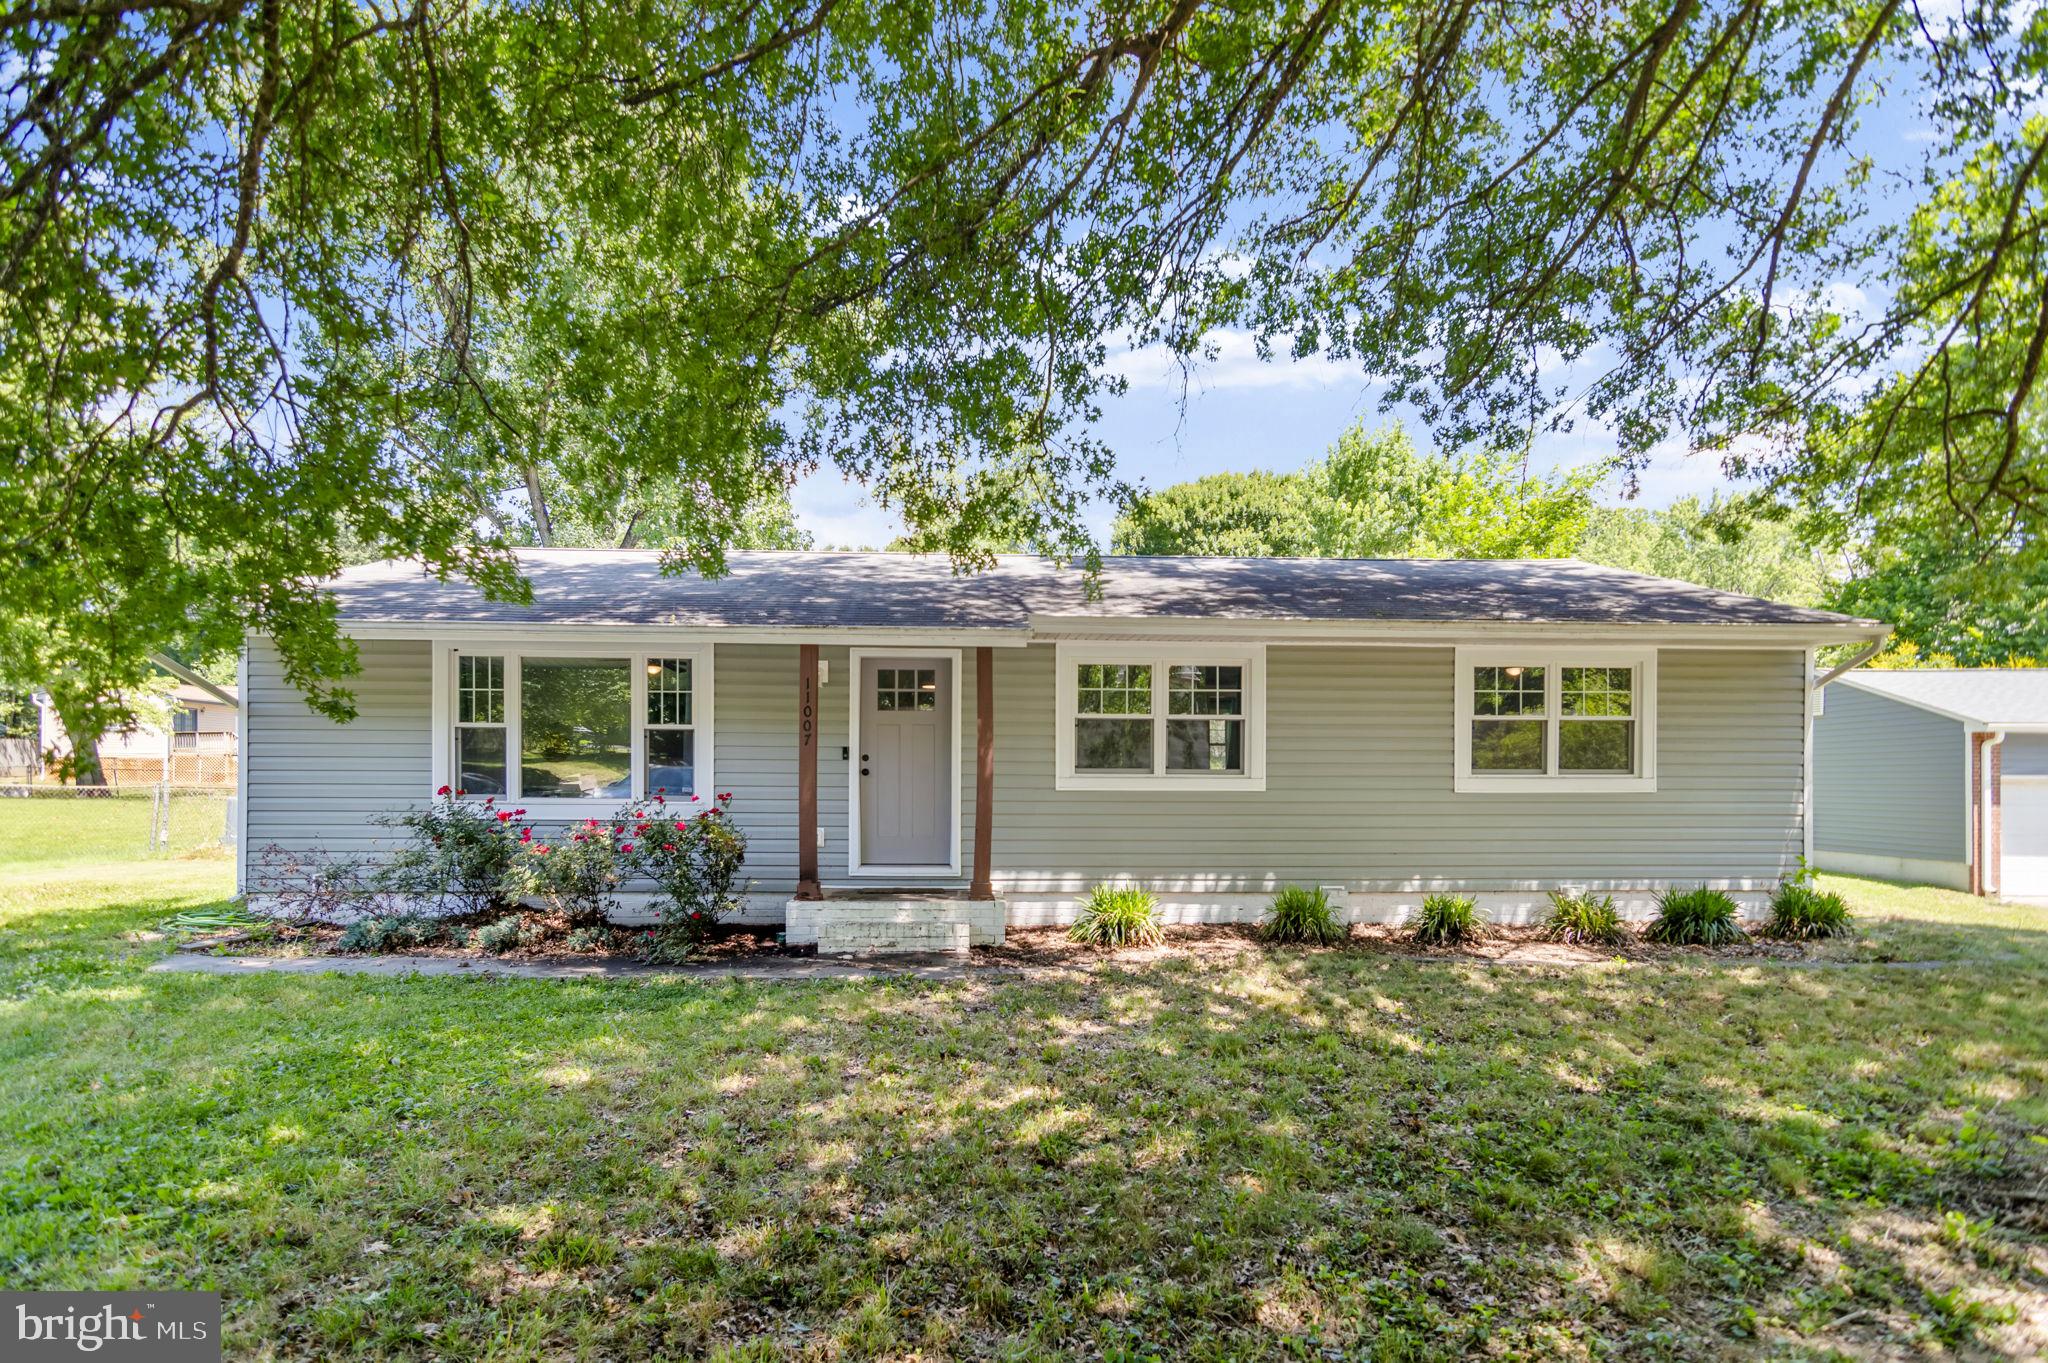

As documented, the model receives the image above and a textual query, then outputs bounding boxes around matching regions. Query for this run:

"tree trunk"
[72,738,106,787]
[522,463,554,545]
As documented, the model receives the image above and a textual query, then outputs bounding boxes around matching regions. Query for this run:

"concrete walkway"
[151,950,969,983]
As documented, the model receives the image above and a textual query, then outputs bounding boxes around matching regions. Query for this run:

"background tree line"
[1111,422,2047,667]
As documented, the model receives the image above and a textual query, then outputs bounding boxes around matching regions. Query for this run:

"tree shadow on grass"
[4,893,2046,1359]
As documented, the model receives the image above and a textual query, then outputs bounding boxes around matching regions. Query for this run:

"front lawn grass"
[0,789,231,866]
[2,864,2044,1360]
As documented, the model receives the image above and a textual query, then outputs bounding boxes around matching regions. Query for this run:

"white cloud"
[789,470,904,549]
[1108,328,1368,394]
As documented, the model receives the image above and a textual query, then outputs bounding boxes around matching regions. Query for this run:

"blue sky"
[790,341,1750,550]
[789,11,1970,552]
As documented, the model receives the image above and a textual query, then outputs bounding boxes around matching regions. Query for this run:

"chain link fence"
[0,784,234,865]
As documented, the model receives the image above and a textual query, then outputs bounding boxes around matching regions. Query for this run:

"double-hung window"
[1056,644,1265,790]
[438,648,713,809]
[1453,647,1656,792]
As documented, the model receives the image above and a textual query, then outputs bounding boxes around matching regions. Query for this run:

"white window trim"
[1453,645,1656,794]
[1054,642,1267,792]
[846,647,964,877]
[430,643,715,816]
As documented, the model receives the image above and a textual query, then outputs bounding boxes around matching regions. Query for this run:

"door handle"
[861,767,870,776]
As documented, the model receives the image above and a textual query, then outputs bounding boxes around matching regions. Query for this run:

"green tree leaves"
[1113,424,1599,559]
[5,0,2045,747]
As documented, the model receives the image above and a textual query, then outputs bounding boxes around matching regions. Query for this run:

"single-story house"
[238,550,1887,945]
[1813,669,2048,898]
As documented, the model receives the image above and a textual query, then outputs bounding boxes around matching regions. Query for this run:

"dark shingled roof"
[326,550,1884,634]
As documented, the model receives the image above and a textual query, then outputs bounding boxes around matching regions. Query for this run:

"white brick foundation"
[786,898,1004,952]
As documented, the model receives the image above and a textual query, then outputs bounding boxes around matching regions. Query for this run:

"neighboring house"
[1813,670,2048,897]
[240,550,1885,943]
[34,679,239,785]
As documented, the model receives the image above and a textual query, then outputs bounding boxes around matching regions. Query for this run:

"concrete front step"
[786,898,1004,952]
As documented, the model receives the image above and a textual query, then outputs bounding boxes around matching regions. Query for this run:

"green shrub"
[528,821,626,928]
[336,914,445,953]
[624,793,749,962]
[374,792,529,914]
[1645,885,1746,946]
[1540,889,1626,945]
[474,914,525,954]
[1764,883,1854,940]
[1410,893,1483,945]
[1262,885,1348,945]
[1067,885,1164,948]
[565,925,617,953]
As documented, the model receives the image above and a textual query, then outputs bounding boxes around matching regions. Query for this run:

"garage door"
[2003,777,2048,896]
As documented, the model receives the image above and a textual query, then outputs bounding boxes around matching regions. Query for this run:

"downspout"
[1979,730,2006,898]
[1812,636,1888,690]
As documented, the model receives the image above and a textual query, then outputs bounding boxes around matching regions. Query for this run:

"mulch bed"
[192,915,1817,969]
[196,915,813,963]
[973,922,1817,968]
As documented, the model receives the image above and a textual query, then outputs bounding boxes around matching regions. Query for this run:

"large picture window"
[438,648,711,807]
[1056,645,1265,790]
[1454,648,1656,793]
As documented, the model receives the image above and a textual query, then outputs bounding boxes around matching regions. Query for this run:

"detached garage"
[1813,670,2048,897]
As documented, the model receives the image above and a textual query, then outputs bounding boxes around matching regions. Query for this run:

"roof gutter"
[149,651,238,708]
[1811,635,1890,689]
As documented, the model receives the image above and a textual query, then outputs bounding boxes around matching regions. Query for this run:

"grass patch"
[0,789,229,866]
[2,862,2045,1358]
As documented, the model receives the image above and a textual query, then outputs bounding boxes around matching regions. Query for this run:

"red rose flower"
[519,828,532,843]
[689,794,699,803]
[662,842,675,852]
[496,810,513,823]
[455,789,466,797]
[674,821,687,832]
[619,842,634,853]
[436,784,451,796]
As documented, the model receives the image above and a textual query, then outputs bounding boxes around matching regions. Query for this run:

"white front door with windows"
[855,655,955,870]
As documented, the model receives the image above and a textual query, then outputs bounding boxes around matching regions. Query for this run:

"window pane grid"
[457,655,504,725]
[1473,665,1544,716]
[1167,664,1243,716]
[875,667,937,712]
[1467,661,1642,779]
[1562,667,1633,718]
[646,657,693,727]
[1076,663,1151,717]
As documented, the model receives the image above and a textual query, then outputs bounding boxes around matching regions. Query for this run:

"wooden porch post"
[796,644,822,900]
[970,646,994,900]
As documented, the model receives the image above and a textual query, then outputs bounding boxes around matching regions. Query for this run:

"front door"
[859,656,953,868]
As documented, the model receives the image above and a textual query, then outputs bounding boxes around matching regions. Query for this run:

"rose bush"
[619,791,747,962]
[528,817,627,929]
[373,791,530,914]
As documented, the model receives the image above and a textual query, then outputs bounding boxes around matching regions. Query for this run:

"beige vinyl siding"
[1812,682,1967,863]
[990,643,1806,892]
[242,636,1805,898]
